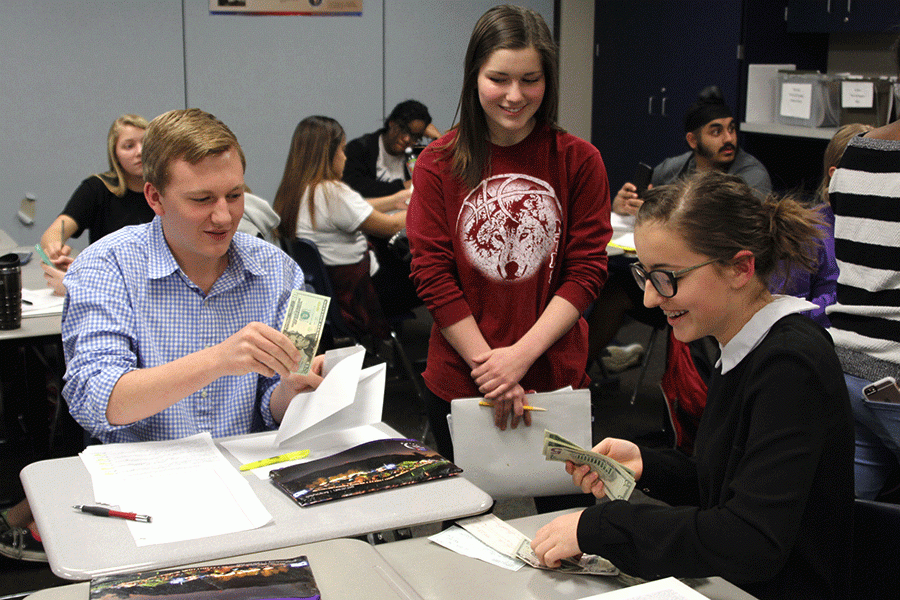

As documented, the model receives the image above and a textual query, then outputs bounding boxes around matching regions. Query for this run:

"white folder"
[450,388,591,498]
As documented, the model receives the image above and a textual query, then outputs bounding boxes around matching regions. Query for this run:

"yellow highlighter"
[239,449,310,471]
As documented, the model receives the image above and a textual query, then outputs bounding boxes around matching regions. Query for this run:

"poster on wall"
[211,0,362,16]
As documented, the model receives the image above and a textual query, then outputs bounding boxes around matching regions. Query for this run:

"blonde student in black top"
[531,170,853,600]
[38,113,153,294]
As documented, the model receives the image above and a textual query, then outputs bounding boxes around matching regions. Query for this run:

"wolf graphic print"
[457,174,562,283]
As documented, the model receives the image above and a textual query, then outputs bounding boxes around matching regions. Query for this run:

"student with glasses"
[342,99,441,319]
[533,170,853,600]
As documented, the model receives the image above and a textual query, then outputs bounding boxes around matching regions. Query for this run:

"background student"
[1,113,155,562]
[342,99,439,319]
[827,92,900,501]
[590,87,772,371]
[38,114,154,295]
[273,115,407,341]
[532,170,853,600]
[766,124,869,329]
[406,5,610,460]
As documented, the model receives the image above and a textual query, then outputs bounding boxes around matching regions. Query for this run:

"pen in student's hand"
[73,505,152,523]
[479,400,547,412]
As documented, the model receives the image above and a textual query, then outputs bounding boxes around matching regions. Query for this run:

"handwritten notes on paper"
[79,433,272,546]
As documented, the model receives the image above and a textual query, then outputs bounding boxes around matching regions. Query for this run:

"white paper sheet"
[577,577,709,599]
[274,346,385,446]
[274,346,366,445]
[21,287,65,317]
[450,388,592,497]
[79,433,272,546]
[428,526,525,571]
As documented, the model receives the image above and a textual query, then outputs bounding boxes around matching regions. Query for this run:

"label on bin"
[842,81,874,109]
[780,83,812,120]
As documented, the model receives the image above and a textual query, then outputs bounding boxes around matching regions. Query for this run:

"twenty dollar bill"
[280,290,330,375]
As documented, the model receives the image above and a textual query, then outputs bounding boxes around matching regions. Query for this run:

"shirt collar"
[717,295,818,374]
[146,217,268,286]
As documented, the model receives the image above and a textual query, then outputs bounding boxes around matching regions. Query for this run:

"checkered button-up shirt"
[62,217,305,443]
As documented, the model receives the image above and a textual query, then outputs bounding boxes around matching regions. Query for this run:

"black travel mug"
[0,253,23,330]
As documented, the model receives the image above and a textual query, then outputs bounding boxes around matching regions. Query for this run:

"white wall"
[0,0,556,251]
[0,0,184,248]
[558,0,593,140]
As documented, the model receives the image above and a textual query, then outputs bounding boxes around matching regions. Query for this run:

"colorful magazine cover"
[89,556,320,600]
[270,438,462,506]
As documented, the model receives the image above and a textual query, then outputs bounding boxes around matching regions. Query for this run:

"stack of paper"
[79,433,271,546]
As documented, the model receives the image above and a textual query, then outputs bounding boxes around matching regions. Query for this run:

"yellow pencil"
[478,400,547,412]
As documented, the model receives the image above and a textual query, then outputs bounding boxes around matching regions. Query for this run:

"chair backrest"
[851,498,900,599]
[277,236,356,347]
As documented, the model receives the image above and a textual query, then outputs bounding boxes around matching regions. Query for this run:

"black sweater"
[578,315,853,600]
[342,130,409,198]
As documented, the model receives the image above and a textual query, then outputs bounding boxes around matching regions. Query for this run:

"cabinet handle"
[661,96,667,117]
[826,0,831,13]
[648,96,655,116]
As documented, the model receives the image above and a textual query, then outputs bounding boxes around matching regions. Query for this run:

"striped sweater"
[827,134,900,380]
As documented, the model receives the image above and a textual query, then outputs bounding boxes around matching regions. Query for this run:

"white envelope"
[450,388,592,498]
[274,346,385,447]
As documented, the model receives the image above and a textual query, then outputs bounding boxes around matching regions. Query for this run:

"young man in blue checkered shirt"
[62,108,323,444]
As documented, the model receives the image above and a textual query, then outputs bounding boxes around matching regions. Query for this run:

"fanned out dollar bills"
[542,430,636,502]
[280,289,330,376]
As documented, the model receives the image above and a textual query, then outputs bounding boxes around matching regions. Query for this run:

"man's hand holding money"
[214,321,304,378]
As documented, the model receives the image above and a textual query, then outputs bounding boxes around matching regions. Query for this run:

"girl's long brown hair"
[444,4,561,190]
[273,116,345,239]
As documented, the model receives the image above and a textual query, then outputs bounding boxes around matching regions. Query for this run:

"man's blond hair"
[142,108,246,193]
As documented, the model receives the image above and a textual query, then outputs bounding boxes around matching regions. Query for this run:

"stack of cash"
[542,430,636,501]
[280,289,330,376]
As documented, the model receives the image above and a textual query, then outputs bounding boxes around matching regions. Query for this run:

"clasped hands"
[471,344,533,430]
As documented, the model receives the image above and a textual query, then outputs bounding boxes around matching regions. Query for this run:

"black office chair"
[278,236,355,350]
[278,237,428,442]
[851,498,900,599]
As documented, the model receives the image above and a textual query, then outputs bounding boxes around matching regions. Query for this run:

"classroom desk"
[376,510,761,600]
[25,537,423,600]
[22,422,493,581]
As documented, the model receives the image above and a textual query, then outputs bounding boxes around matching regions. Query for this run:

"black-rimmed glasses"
[630,258,718,298]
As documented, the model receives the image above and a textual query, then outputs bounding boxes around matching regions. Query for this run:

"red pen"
[73,505,152,523]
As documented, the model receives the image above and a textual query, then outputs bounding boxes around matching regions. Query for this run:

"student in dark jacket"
[342,100,439,318]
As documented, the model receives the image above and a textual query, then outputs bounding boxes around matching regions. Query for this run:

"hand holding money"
[280,290,330,375]
[542,430,636,501]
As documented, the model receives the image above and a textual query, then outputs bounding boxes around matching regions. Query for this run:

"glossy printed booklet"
[89,555,320,600]
[270,438,462,506]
